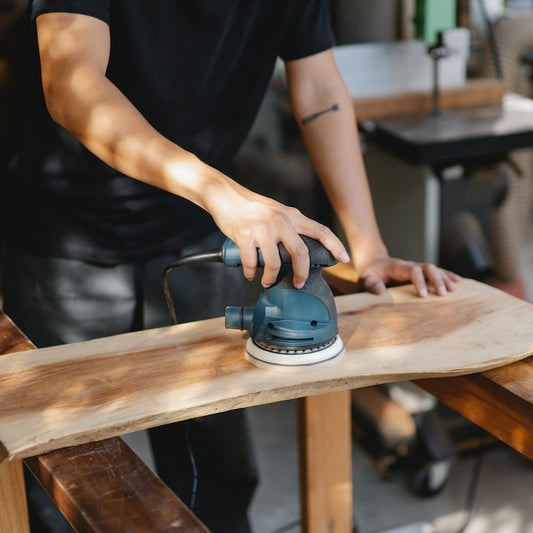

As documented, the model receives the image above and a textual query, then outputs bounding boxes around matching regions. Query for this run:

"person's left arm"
[285,49,459,297]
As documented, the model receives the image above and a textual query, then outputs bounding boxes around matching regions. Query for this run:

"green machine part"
[415,0,458,46]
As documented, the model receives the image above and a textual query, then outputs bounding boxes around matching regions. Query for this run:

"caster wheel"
[408,458,453,497]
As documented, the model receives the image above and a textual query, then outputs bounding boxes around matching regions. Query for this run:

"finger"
[281,234,310,289]
[424,263,447,296]
[442,271,459,292]
[258,239,282,288]
[388,259,418,283]
[362,273,386,295]
[299,221,350,264]
[411,264,428,297]
[239,242,258,281]
[447,270,462,283]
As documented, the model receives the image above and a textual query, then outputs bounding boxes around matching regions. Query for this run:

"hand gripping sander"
[162,236,345,369]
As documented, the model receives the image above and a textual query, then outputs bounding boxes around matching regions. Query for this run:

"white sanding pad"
[245,336,345,372]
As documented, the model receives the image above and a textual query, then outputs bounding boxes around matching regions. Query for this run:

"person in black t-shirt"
[2,2,460,532]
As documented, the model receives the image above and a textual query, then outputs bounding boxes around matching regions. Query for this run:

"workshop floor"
[247,401,533,533]
[123,226,533,533]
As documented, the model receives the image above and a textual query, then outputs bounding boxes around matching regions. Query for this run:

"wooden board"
[0,312,209,533]
[24,439,209,533]
[1,279,533,462]
[354,78,506,122]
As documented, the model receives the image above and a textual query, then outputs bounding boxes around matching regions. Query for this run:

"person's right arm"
[36,12,349,287]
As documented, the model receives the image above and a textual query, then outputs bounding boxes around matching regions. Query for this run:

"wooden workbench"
[326,265,533,461]
[1,276,533,532]
[0,313,209,533]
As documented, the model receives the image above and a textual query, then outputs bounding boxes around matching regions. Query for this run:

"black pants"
[2,233,258,533]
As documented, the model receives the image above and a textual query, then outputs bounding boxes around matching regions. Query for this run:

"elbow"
[42,81,68,127]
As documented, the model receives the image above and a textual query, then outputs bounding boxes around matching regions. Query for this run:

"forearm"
[43,63,228,213]
[285,50,459,296]
[286,54,387,268]
[37,12,232,216]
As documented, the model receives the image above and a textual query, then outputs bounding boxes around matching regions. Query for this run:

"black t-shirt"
[4,0,334,264]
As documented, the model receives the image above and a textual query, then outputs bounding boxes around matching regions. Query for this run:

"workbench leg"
[0,459,30,532]
[298,390,353,533]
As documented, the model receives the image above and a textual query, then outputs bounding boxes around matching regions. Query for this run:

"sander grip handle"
[221,235,337,270]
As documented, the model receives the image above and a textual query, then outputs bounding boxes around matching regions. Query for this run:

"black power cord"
[161,247,223,510]
[454,453,485,533]
[162,247,222,324]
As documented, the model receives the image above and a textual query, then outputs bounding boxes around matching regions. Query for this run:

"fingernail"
[295,281,305,289]
[420,288,428,297]
[341,252,350,263]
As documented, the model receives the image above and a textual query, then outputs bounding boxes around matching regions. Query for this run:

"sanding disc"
[245,335,345,371]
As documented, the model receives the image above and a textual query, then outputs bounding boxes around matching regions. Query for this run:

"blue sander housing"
[163,235,345,368]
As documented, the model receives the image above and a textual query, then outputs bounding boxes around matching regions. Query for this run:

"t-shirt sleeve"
[31,0,110,24]
[279,0,335,62]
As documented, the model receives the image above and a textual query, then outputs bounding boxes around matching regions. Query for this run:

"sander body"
[163,235,345,369]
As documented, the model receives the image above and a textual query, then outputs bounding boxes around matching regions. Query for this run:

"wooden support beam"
[298,391,352,533]
[416,358,533,460]
[25,439,208,533]
[0,459,30,533]
[2,279,533,463]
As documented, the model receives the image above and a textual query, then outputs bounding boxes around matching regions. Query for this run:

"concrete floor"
[247,400,533,533]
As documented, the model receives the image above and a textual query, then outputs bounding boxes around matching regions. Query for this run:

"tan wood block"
[298,391,352,533]
[0,459,30,533]
[353,78,506,121]
[1,279,533,462]
[351,387,416,450]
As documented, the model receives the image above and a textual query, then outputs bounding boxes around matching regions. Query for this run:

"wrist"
[164,152,229,211]
[349,240,389,270]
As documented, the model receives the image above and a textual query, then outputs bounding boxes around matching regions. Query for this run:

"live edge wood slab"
[2,278,533,464]
[0,312,209,533]
[325,265,533,461]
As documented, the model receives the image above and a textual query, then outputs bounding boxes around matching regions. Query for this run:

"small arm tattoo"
[301,103,339,126]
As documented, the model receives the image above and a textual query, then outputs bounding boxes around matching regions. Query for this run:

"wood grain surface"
[298,392,352,533]
[24,439,209,533]
[1,279,533,462]
[416,358,533,459]
[0,311,209,532]
[0,458,30,532]
[325,263,533,460]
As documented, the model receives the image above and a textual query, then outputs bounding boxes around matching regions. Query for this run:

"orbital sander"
[163,235,345,369]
